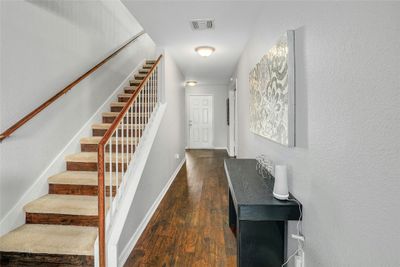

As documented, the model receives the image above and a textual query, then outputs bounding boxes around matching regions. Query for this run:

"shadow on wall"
[294,26,309,149]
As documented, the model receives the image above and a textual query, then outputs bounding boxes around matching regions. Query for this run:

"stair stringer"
[0,60,145,236]
[94,103,167,267]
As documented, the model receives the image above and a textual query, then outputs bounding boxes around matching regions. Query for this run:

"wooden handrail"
[97,54,162,267]
[0,31,146,142]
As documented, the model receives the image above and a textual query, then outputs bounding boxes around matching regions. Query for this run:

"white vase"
[273,165,289,200]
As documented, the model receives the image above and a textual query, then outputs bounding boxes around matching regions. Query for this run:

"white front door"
[188,95,213,148]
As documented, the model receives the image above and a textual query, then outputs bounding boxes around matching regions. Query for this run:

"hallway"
[125,150,236,267]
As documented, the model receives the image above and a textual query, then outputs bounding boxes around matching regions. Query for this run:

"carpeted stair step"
[65,152,130,172]
[24,194,104,226]
[48,171,121,196]
[0,224,96,266]
[91,123,144,137]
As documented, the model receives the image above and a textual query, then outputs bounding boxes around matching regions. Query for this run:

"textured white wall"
[233,2,400,266]
[0,0,156,220]
[185,85,229,148]
[117,50,186,256]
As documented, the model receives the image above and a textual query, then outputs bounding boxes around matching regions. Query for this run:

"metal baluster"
[103,144,107,223]
[148,79,150,121]
[115,122,119,206]
[121,117,124,190]
[149,75,151,116]
[126,107,129,182]
[108,140,112,211]
[138,88,141,145]
[157,66,159,104]
[155,67,158,105]
[149,74,151,115]
[131,103,134,157]
[135,95,138,152]
[145,82,148,125]
[152,72,155,110]
[143,81,148,127]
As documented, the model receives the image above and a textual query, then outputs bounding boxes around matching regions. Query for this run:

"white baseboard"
[118,157,186,266]
[213,146,228,152]
[0,60,145,236]
[185,146,228,152]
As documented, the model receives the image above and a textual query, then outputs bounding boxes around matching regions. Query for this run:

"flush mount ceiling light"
[186,80,197,87]
[195,46,215,57]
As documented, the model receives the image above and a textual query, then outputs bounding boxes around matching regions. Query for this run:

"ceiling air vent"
[190,19,215,31]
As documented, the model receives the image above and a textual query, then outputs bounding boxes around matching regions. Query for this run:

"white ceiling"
[122,1,265,85]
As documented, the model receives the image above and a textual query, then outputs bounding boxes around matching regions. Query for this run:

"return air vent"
[190,19,215,31]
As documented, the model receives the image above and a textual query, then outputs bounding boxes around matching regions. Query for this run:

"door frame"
[228,79,238,157]
[228,90,236,157]
[186,94,214,149]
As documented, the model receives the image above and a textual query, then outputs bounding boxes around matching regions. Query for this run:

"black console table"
[224,159,302,267]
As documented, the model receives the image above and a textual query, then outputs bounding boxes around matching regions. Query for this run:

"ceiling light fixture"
[186,80,197,87]
[195,46,215,57]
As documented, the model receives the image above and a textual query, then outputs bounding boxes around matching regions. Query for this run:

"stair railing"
[0,31,146,143]
[97,55,162,267]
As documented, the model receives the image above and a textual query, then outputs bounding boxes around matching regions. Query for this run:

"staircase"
[0,60,158,266]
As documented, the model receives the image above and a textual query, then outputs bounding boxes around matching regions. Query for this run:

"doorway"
[188,95,213,148]
[228,80,237,157]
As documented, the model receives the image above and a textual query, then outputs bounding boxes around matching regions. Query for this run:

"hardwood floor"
[124,149,237,267]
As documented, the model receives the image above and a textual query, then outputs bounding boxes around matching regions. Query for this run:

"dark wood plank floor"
[124,149,236,267]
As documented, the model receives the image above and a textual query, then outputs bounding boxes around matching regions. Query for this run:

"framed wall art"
[249,30,295,147]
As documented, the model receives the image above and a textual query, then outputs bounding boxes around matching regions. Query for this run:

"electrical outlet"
[175,154,180,159]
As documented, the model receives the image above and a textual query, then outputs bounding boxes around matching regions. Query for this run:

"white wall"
[117,51,186,257]
[0,0,156,220]
[185,85,228,149]
[233,2,400,266]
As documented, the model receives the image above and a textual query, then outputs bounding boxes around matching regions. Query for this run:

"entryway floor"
[124,149,236,267]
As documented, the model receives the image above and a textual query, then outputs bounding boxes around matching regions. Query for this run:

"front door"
[188,95,213,148]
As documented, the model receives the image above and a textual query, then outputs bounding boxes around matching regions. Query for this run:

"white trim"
[185,147,227,151]
[0,60,145,236]
[287,30,296,147]
[213,146,228,151]
[106,103,167,266]
[233,78,238,157]
[227,90,236,157]
[118,157,186,266]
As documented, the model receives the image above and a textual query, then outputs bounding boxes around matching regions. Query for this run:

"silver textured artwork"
[249,30,295,147]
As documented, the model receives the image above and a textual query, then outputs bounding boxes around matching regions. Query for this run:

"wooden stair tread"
[65,152,131,163]
[124,86,138,90]
[102,112,149,117]
[118,93,156,97]
[24,194,101,216]
[110,102,152,107]
[0,224,97,256]
[92,123,144,130]
[48,171,120,186]
[80,136,137,145]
